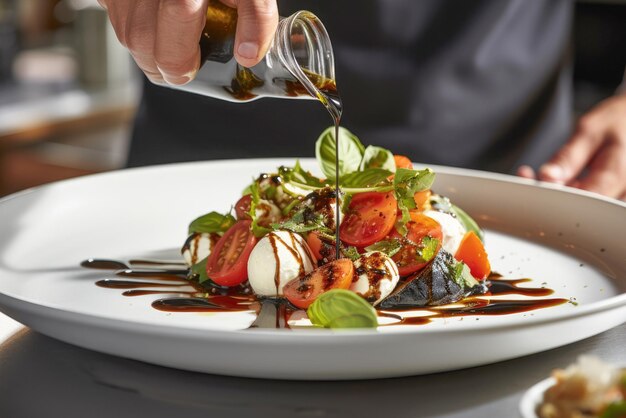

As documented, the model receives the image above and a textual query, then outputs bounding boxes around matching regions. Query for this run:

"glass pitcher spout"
[155,1,341,117]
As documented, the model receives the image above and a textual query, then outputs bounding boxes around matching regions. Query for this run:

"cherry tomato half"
[235,194,252,220]
[340,192,397,247]
[283,259,354,309]
[206,220,257,286]
[390,213,443,276]
[307,231,339,263]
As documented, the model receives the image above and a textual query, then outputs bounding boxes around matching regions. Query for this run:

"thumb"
[539,116,605,184]
[230,0,278,67]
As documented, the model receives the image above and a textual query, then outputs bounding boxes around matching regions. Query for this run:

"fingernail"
[156,66,191,86]
[163,74,191,85]
[540,164,566,182]
[237,42,259,60]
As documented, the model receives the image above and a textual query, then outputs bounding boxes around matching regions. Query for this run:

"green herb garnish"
[248,180,271,237]
[190,256,210,284]
[420,236,439,262]
[342,246,361,261]
[340,168,393,188]
[272,206,333,235]
[450,259,478,288]
[365,239,403,257]
[188,212,236,235]
[307,289,378,329]
[359,145,396,172]
[393,168,436,235]
[279,161,326,188]
[316,126,365,179]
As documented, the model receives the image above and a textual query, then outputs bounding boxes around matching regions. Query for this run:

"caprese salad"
[182,127,491,328]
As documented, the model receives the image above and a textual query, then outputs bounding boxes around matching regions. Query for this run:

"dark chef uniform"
[128,0,572,174]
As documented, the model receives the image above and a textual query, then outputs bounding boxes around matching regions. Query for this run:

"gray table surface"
[0,322,623,418]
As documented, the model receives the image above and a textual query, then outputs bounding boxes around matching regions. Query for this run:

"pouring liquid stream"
[309,75,343,259]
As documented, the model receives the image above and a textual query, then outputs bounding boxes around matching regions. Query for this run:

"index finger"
[154,0,209,85]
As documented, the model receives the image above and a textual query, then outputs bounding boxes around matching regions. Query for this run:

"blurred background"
[0,0,625,197]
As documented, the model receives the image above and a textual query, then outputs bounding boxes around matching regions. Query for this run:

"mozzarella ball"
[181,232,214,266]
[247,230,316,296]
[350,251,400,305]
[255,199,282,226]
[424,210,466,255]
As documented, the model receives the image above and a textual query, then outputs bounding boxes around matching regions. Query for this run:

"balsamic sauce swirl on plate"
[82,258,568,329]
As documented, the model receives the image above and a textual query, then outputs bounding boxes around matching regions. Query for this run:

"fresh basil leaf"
[430,195,484,241]
[359,145,396,172]
[340,168,393,188]
[420,237,439,262]
[365,239,403,258]
[315,126,365,179]
[342,246,361,261]
[248,181,271,238]
[393,168,435,235]
[328,314,378,329]
[307,289,377,329]
[188,212,236,235]
[279,161,326,188]
[189,256,210,284]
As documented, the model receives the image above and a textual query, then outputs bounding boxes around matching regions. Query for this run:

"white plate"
[519,377,555,418]
[0,159,625,380]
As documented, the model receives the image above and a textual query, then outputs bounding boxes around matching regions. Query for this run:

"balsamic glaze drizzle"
[83,259,569,329]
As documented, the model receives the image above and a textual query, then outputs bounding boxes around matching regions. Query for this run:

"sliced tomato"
[306,231,323,261]
[390,213,443,276]
[455,231,491,280]
[206,220,257,286]
[283,259,354,309]
[235,194,252,220]
[394,155,413,170]
[307,231,339,263]
[340,192,397,247]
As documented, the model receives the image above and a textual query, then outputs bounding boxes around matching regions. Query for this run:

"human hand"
[517,94,626,200]
[98,0,278,85]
